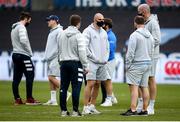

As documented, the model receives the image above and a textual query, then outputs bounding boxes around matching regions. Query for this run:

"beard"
[102,26,107,31]
[25,22,30,27]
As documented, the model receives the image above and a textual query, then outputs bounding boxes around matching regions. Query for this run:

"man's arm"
[18,25,32,56]
[77,33,89,73]
[151,21,161,47]
[126,34,137,69]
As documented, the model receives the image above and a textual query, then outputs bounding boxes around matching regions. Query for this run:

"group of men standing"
[121,4,161,116]
[11,12,118,116]
[10,3,160,117]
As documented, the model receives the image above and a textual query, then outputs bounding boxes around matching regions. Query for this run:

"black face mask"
[96,21,104,27]
[25,22,30,27]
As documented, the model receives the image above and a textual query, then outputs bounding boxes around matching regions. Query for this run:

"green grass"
[0,81,180,121]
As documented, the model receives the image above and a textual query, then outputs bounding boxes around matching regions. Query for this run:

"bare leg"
[140,87,149,111]
[48,75,60,89]
[149,76,157,101]
[129,85,138,111]
[83,80,96,106]
[47,76,60,103]
[90,81,100,105]
[105,79,113,96]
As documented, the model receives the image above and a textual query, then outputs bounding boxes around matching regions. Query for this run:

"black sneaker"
[138,110,148,116]
[71,110,84,117]
[120,109,138,116]
[61,111,70,117]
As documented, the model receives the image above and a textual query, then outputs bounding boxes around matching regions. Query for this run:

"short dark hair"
[104,18,113,28]
[70,14,81,26]
[19,11,31,21]
[134,16,145,25]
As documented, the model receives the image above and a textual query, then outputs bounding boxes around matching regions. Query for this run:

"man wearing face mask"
[82,13,110,115]
[136,4,161,115]
[11,12,41,105]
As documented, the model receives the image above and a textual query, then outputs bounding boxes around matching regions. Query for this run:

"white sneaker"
[66,91,71,101]
[61,111,70,117]
[89,104,101,114]
[147,106,155,115]
[71,111,84,117]
[101,98,112,107]
[82,106,92,115]
[43,100,58,106]
[111,96,118,104]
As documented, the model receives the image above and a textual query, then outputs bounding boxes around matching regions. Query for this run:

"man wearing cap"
[43,15,71,105]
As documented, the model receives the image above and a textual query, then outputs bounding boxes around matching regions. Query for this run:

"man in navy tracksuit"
[58,15,88,117]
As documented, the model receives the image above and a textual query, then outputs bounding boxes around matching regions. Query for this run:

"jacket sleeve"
[151,20,161,47]
[126,34,137,69]
[76,33,89,70]
[105,34,110,62]
[57,30,63,63]
[18,25,33,56]
[149,36,155,60]
[57,31,64,62]
[82,29,96,61]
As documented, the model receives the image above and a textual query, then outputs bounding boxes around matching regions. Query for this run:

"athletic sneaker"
[101,98,112,107]
[61,111,70,117]
[136,102,143,113]
[120,109,138,116]
[138,110,148,116]
[147,106,155,115]
[71,111,84,117]
[82,106,92,115]
[43,100,58,106]
[111,96,118,104]
[14,98,24,105]
[89,104,101,114]
[26,98,41,105]
[66,91,71,101]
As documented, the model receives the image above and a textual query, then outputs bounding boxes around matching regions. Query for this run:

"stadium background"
[0,0,180,83]
[0,0,180,121]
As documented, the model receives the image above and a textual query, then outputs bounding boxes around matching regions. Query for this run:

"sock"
[90,104,95,108]
[137,98,143,107]
[50,90,56,102]
[138,97,143,103]
[83,105,89,109]
[149,100,155,108]
[112,92,115,97]
[138,98,143,102]
[107,95,112,100]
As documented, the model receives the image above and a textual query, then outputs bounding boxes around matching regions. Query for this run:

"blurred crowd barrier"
[0,51,180,84]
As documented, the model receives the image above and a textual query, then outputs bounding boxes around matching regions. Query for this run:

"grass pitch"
[0,81,180,121]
